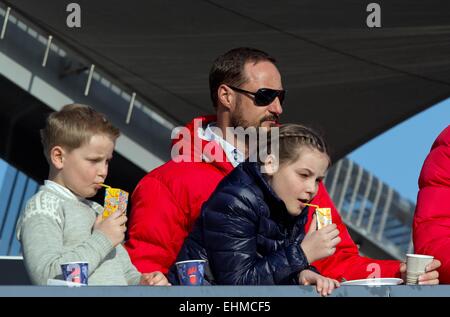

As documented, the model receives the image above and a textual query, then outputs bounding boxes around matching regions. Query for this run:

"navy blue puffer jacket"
[168,161,313,285]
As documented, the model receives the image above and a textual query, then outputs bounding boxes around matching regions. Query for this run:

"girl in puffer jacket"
[169,124,341,296]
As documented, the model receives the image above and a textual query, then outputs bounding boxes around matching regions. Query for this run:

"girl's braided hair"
[260,124,330,167]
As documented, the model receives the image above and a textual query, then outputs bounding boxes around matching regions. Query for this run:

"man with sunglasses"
[126,47,283,273]
[126,48,440,285]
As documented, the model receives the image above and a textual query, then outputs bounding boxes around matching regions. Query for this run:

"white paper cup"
[406,254,433,285]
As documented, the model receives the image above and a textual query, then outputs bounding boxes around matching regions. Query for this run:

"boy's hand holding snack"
[93,184,129,247]
[94,210,127,247]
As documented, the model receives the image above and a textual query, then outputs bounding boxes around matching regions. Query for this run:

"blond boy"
[16,104,168,286]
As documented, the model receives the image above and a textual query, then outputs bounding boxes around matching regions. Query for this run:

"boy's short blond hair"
[40,104,120,162]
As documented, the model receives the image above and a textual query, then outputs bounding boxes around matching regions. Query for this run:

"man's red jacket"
[125,116,401,280]
[414,125,450,283]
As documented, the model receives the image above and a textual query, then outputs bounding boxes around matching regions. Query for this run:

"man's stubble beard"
[230,102,279,130]
[230,95,263,129]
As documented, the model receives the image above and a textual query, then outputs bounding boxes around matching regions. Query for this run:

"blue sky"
[0,98,448,203]
[349,97,449,202]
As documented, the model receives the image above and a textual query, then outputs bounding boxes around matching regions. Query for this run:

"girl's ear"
[262,154,279,175]
[50,146,65,170]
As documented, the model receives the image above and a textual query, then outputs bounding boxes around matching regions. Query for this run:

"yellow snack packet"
[304,203,332,229]
[102,186,129,219]
[315,208,332,229]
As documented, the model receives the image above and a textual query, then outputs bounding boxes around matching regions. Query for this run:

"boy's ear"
[217,84,234,111]
[262,154,279,175]
[50,146,65,169]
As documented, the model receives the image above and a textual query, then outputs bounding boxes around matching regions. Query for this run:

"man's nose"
[267,97,283,116]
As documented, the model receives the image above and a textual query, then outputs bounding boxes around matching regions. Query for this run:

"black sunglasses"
[227,85,286,106]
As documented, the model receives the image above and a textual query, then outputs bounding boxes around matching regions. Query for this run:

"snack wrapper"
[315,207,332,229]
[103,187,129,219]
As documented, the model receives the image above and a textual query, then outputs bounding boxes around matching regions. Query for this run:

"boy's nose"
[98,164,108,178]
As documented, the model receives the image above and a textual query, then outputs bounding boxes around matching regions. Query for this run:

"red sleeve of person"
[414,125,450,284]
[307,182,401,281]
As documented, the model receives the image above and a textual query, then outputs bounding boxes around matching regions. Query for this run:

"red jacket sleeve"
[125,161,227,275]
[413,126,450,283]
[307,182,401,281]
[125,176,189,274]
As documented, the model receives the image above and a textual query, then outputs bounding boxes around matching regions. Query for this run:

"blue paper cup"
[175,260,206,286]
[61,262,89,285]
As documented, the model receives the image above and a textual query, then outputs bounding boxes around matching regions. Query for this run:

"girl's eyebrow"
[296,168,313,174]
[297,168,326,179]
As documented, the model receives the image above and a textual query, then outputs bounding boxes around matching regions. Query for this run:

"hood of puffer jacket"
[418,125,450,189]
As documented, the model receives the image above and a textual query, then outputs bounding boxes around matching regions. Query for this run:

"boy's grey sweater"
[16,183,142,285]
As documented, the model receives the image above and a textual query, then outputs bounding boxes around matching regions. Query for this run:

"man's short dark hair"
[209,47,276,108]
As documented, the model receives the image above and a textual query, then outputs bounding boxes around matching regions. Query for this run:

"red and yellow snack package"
[101,185,129,219]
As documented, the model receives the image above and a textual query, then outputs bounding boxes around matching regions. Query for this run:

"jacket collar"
[171,115,234,175]
[202,122,245,167]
